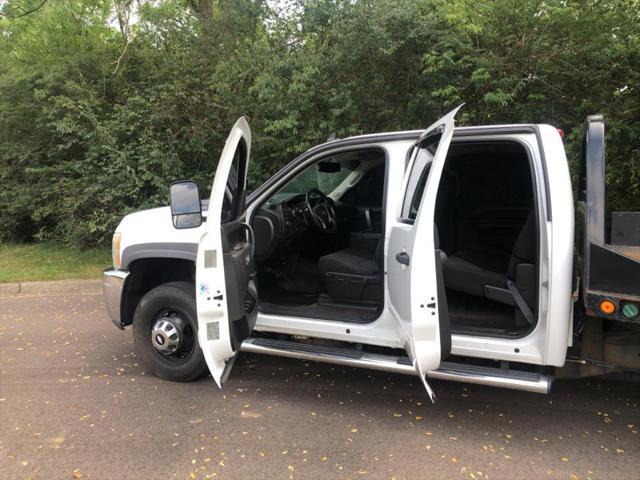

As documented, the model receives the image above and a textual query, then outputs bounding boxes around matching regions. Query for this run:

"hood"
[116,204,205,252]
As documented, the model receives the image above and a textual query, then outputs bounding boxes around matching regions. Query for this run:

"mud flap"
[219,352,239,387]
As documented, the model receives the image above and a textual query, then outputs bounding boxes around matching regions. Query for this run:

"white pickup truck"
[102,107,640,400]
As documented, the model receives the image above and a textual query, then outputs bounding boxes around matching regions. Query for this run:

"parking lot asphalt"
[1,293,638,480]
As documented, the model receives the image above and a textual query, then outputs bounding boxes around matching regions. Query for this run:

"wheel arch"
[121,257,196,328]
[121,242,197,270]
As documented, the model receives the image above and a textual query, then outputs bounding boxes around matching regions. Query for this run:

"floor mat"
[259,287,316,306]
[258,300,380,324]
[258,271,318,306]
[256,263,380,323]
[446,288,524,333]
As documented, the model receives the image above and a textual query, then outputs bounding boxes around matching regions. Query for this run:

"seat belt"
[506,279,534,325]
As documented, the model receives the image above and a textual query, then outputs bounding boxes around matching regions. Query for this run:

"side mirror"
[170,181,202,229]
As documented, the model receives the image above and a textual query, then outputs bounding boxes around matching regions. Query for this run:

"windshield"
[269,155,359,202]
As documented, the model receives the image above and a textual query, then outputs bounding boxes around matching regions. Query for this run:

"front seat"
[444,212,537,324]
[318,242,382,302]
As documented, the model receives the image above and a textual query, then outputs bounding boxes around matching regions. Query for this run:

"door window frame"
[222,138,249,224]
[398,130,445,225]
[246,144,391,227]
[443,134,545,340]
[245,144,391,324]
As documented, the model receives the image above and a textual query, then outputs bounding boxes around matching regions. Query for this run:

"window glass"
[400,132,442,221]
[222,139,246,222]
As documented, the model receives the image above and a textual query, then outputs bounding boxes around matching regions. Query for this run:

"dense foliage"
[1,0,638,247]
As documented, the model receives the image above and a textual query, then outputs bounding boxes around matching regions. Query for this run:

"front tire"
[133,281,207,382]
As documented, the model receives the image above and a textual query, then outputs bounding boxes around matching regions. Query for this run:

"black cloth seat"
[444,254,507,297]
[454,247,510,273]
[318,242,382,301]
[318,248,379,277]
[444,212,536,298]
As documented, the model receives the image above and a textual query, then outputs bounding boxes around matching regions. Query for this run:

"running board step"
[240,337,552,394]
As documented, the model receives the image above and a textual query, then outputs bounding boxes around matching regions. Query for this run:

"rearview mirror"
[318,161,341,173]
[170,180,202,229]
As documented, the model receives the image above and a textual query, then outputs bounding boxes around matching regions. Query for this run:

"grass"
[0,243,111,283]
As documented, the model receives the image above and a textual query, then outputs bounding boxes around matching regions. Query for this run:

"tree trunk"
[188,0,213,22]
[198,0,213,20]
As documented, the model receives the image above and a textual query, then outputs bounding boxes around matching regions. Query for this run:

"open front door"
[196,117,257,387]
[387,105,462,401]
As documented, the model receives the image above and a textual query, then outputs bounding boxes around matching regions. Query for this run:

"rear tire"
[133,281,207,382]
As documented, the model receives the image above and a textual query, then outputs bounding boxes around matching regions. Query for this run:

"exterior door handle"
[395,252,410,266]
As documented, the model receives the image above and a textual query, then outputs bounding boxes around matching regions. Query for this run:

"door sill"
[451,324,531,338]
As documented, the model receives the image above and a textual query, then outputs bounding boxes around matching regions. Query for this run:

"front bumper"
[102,268,129,330]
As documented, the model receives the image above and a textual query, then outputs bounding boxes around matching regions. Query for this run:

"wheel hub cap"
[151,317,181,355]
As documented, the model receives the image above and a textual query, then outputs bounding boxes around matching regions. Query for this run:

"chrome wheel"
[149,310,195,361]
[151,317,182,355]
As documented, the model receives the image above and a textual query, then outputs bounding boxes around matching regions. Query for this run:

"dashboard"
[251,194,312,260]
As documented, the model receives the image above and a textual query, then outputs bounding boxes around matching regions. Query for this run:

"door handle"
[395,252,410,266]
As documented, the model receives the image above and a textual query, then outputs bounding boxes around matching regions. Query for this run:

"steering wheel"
[305,188,338,233]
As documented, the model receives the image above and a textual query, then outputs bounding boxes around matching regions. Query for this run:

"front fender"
[121,242,198,270]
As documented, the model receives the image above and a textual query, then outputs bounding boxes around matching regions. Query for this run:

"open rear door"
[387,105,462,401]
[196,117,257,387]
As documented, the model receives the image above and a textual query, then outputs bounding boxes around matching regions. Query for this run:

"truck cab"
[102,109,639,397]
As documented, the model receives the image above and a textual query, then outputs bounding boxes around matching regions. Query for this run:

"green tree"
[0,0,637,247]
